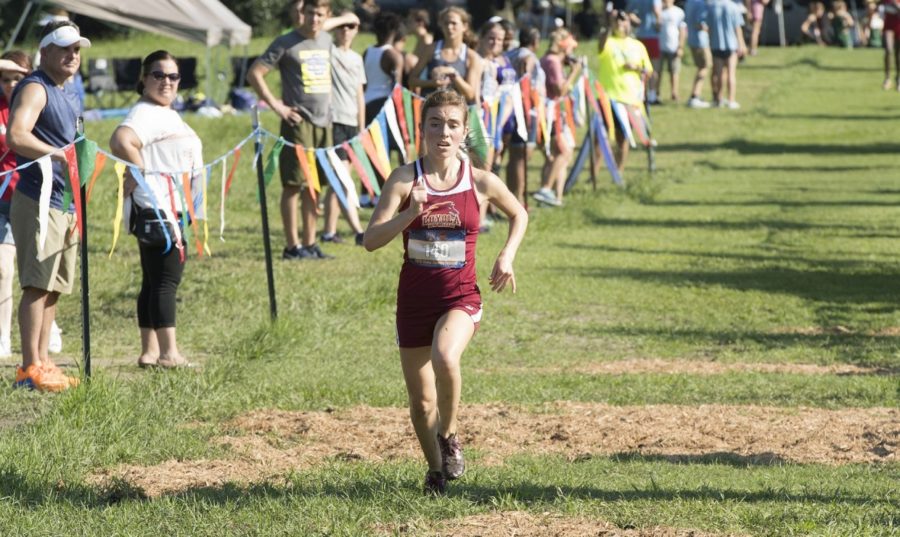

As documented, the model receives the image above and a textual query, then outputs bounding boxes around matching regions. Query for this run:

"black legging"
[137,240,185,329]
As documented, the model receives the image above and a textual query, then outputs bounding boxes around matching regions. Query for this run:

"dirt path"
[374,511,745,537]
[89,402,898,498]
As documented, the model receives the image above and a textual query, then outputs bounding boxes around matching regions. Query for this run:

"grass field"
[0,32,896,536]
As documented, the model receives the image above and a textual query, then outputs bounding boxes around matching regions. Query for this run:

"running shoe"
[532,188,561,207]
[423,470,447,496]
[354,232,365,247]
[42,363,80,388]
[725,100,741,110]
[437,433,465,480]
[303,244,334,259]
[320,232,344,244]
[282,245,313,260]
[686,97,711,109]
[13,364,70,392]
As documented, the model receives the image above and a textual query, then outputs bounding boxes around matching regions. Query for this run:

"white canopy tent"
[5,0,252,104]
[38,0,251,47]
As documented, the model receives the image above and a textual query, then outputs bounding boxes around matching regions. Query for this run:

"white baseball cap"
[38,25,91,50]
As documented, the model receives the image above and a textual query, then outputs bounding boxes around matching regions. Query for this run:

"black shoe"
[304,243,334,259]
[320,232,344,244]
[423,470,447,496]
[282,245,313,260]
[354,232,365,246]
[437,433,465,480]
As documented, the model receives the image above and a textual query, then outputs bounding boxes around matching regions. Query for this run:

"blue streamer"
[314,148,349,211]
[594,115,623,185]
[494,94,506,151]
[377,112,390,156]
[130,167,174,254]
[0,170,15,201]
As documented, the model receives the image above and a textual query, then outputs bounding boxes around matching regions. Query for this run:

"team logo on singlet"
[420,201,461,229]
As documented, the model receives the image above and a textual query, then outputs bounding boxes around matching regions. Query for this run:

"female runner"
[363,90,527,495]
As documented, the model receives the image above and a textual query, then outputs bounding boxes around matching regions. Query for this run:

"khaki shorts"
[691,47,712,70]
[661,51,682,74]
[279,119,333,188]
[10,189,78,294]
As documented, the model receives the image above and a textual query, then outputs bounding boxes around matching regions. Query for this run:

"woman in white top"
[109,50,203,369]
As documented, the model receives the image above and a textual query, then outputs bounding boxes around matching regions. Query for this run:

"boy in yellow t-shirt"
[597,11,653,172]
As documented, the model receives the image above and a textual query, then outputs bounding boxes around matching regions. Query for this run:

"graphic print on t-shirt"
[299,49,331,94]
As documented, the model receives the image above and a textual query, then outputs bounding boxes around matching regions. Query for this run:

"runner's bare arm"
[473,169,528,293]
[363,164,421,251]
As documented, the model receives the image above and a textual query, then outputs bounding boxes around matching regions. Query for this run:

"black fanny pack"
[130,198,179,248]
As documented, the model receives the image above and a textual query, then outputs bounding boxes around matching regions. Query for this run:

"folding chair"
[112,57,142,107]
[83,58,117,109]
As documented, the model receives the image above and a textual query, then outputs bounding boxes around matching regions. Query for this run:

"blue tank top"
[423,41,469,97]
[12,71,80,211]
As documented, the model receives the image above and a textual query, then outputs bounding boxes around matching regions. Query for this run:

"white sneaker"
[0,336,11,358]
[532,188,562,207]
[49,322,62,354]
[687,97,711,109]
[725,100,741,110]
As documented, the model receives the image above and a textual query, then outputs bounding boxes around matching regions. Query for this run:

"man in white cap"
[6,20,90,391]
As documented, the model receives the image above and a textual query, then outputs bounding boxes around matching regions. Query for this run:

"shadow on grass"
[571,265,900,307]
[693,159,892,173]
[563,324,900,370]
[604,451,790,466]
[664,139,900,156]
[763,112,900,122]
[585,212,867,232]
[562,243,895,271]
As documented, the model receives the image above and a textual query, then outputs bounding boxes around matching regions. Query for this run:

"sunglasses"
[150,71,181,82]
[338,23,358,30]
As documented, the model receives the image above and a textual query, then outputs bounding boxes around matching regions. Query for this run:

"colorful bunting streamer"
[63,145,84,239]
[349,138,380,195]
[361,129,390,180]
[85,152,107,204]
[383,98,407,163]
[294,145,318,204]
[109,162,126,257]
[314,148,349,211]
[343,141,375,199]
[325,148,359,209]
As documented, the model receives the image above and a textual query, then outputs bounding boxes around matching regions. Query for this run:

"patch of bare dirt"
[474,359,890,377]
[376,511,743,537]
[88,403,898,498]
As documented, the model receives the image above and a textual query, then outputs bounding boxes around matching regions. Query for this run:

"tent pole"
[4,0,36,53]
[776,0,786,47]
[205,47,213,104]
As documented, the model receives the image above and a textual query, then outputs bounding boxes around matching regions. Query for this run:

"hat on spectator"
[38,25,91,50]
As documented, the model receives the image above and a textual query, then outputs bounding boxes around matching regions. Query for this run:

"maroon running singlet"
[396,158,483,347]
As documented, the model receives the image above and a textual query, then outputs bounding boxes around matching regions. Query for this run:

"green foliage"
[220,0,356,37]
